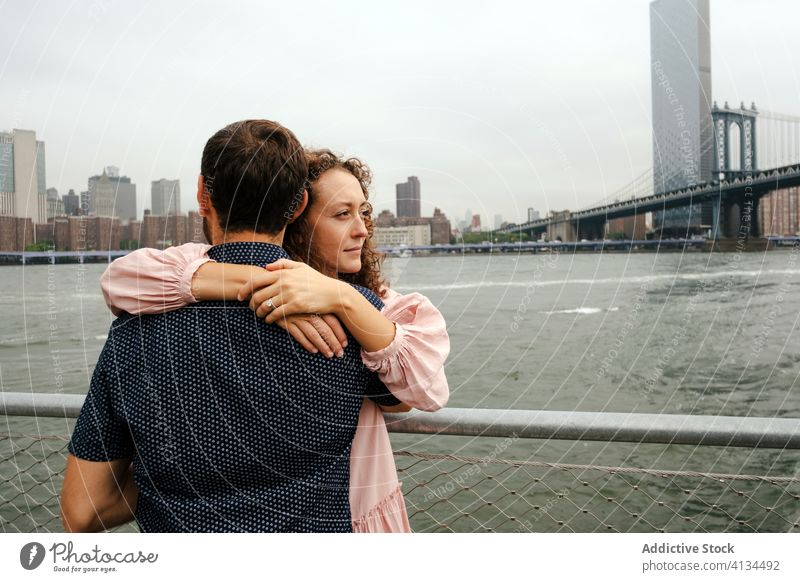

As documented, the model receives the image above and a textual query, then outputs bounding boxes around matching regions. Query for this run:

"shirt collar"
[207,242,289,267]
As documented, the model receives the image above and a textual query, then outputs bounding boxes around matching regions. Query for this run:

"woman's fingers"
[264,304,292,324]
[319,314,348,349]
[265,258,302,271]
[286,321,321,355]
[237,270,279,301]
[309,316,343,357]
[297,318,336,358]
[265,314,343,358]
[251,285,281,317]
[296,319,336,357]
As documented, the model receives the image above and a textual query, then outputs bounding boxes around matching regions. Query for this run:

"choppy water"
[2,250,800,531]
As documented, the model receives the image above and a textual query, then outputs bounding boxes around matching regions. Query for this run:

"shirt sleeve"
[346,284,402,407]
[360,288,450,411]
[100,243,212,316]
[67,329,135,462]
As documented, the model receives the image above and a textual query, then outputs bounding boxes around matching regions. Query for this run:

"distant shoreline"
[2,239,797,266]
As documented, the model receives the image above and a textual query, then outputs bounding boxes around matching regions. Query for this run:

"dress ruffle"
[352,483,412,533]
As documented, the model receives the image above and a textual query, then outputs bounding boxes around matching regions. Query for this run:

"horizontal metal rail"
[384,408,800,449]
[3,391,799,449]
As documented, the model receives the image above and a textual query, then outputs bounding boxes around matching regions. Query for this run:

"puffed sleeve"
[100,243,212,316]
[360,288,450,411]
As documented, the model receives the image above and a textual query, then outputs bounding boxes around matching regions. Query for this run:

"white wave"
[541,307,604,315]
[394,268,800,292]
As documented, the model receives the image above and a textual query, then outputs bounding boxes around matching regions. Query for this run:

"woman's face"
[304,168,370,276]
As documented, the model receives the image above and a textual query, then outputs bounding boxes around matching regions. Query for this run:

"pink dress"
[100,243,450,532]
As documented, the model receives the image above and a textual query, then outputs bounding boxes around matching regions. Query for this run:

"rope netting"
[2,432,799,533]
[394,451,800,533]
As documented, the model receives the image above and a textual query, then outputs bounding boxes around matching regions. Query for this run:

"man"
[61,120,400,532]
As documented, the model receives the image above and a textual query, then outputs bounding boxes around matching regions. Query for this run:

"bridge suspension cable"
[759,110,800,169]
[578,130,717,211]
[546,110,800,220]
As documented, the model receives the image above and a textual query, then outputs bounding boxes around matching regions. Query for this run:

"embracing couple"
[60,119,449,533]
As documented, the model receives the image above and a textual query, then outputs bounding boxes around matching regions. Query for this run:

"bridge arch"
[712,101,757,177]
[727,121,742,171]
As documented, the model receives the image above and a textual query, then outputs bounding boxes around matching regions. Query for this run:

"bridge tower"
[709,101,760,240]
[712,101,758,176]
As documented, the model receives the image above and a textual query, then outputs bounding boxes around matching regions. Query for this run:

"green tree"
[457,231,531,244]
[119,239,141,250]
[25,241,55,252]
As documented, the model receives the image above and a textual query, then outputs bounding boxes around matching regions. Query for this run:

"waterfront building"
[376,207,451,244]
[0,216,34,251]
[32,211,207,252]
[62,189,80,216]
[650,0,713,192]
[87,168,137,221]
[606,214,648,240]
[650,0,713,232]
[46,187,63,219]
[0,129,47,224]
[375,224,431,247]
[759,186,800,236]
[396,176,421,218]
[470,214,482,233]
[151,178,181,216]
[138,210,206,250]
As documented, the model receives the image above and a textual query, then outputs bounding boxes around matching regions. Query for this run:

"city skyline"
[2,1,800,228]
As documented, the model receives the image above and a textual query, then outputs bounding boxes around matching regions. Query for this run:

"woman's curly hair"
[283,148,386,296]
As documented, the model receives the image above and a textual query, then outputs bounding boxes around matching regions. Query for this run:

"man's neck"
[213,231,283,246]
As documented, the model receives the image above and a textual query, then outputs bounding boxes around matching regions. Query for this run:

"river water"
[2,249,799,532]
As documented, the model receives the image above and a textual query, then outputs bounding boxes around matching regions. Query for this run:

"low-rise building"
[375,207,451,244]
[375,224,431,247]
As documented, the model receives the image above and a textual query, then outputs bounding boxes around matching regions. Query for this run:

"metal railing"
[3,392,800,533]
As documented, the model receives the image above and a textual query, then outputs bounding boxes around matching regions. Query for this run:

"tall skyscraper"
[87,168,137,221]
[151,179,181,216]
[46,187,63,219]
[62,189,80,216]
[650,0,713,193]
[0,129,47,223]
[527,208,540,222]
[396,176,421,218]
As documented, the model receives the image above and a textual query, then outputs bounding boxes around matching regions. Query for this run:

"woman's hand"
[275,313,348,358]
[237,259,349,323]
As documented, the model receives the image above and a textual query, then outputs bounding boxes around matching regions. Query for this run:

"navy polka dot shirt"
[68,242,400,532]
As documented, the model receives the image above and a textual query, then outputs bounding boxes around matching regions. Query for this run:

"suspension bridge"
[498,105,800,243]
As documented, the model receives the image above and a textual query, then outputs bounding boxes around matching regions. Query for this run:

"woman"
[100,149,449,532]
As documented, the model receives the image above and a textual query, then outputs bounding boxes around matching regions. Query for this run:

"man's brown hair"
[200,120,308,234]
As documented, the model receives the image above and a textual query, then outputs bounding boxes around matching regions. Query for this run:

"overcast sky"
[2,0,799,226]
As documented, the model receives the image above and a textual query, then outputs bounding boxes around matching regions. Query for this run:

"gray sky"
[2,0,799,227]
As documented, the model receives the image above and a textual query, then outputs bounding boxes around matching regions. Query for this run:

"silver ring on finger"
[266,297,276,310]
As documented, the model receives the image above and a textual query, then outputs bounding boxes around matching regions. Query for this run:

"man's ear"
[197,175,209,216]
[289,189,309,223]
